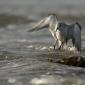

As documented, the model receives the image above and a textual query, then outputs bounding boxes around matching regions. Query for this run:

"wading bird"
[28,14,81,52]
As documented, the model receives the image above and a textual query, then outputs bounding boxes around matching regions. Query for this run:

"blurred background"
[0,0,85,27]
[0,0,85,85]
[0,0,85,16]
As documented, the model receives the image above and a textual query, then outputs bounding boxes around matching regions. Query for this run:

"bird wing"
[28,17,50,32]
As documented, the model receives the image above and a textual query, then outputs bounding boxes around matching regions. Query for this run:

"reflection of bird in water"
[28,14,81,52]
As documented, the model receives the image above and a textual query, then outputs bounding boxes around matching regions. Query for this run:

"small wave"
[2,62,20,69]
[49,46,54,49]
[7,24,17,30]
[27,45,33,49]
[8,77,22,85]
[8,78,16,83]
[26,45,54,51]
[30,75,84,85]
[30,75,58,85]
[16,39,30,42]
[30,75,70,85]
[40,46,47,50]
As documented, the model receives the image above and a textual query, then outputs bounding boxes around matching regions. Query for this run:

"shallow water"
[0,0,85,85]
[0,20,84,85]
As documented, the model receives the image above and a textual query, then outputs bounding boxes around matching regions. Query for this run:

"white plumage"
[28,14,81,52]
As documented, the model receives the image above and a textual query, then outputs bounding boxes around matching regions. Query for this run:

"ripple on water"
[8,78,16,83]
[27,45,33,49]
[30,75,85,85]
[8,77,22,85]
[7,24,17,30]
[40,46,47,50]
[2,62,20,69]
[26,45,54,51]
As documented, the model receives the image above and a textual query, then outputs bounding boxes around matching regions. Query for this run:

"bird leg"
[53,41,57,50]
[57,41,64,50]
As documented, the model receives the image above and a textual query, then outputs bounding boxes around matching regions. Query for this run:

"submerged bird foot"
[57,46,61,50]
[53,45,56,50]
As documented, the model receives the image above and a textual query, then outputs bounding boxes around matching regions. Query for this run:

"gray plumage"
[57,22,81,51]
[28,14,81,52]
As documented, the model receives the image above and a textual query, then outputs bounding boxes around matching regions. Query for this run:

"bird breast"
[56,30,64,42]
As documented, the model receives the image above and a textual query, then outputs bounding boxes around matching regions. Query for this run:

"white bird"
[28,14,81,52]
